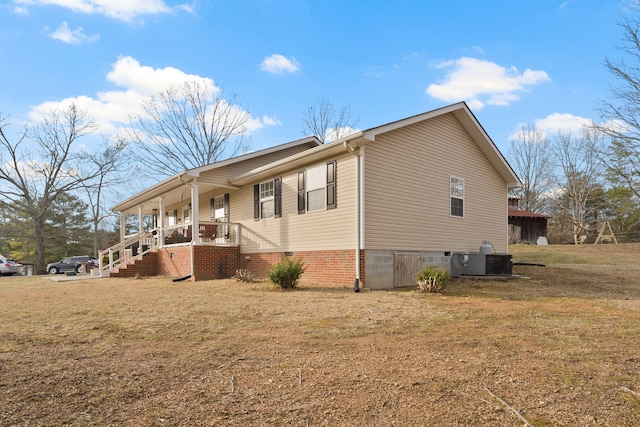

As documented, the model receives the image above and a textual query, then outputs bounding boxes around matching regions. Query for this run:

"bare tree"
[508,124,552,212]
[126,81,250,176]
[550,129,604,244]
[302,97,359,143]
[80,137,130,256]
[592,3,640,197]
[0,104,99,273]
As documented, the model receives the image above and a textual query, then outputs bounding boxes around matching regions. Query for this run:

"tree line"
[509,4,640,244]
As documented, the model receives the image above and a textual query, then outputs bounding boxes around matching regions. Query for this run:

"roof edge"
[111,136,322,212]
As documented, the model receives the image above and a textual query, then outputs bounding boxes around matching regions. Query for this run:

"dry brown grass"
[1,244,640,426]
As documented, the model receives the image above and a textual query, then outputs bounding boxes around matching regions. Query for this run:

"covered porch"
[99,171,241,280]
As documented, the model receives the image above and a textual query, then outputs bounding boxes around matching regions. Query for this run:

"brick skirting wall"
[193,245,240,281]
[114,246,361,286]
[157,246,191,279]
[156,245,240,281]
[240,249,365,288]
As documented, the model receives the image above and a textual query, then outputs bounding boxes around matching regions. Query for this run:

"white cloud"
[29,56,277,137]
[13,0,189,22]
[106,56,216,97]
[426,57,550,109]
[260,115,281,127]
[49,21,100,44]
[508,113,592,140]
[244,115,281,132]
[534,113,590,135]
[260,54,301,74]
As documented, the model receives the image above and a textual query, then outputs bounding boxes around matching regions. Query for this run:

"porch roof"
[111,136,321,214]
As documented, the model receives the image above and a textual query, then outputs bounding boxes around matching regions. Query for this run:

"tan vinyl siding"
[198,189,216,220]
[164,202,185,220]
[235,153,356,253]
[364,112,508,253]
[159,145,316,221]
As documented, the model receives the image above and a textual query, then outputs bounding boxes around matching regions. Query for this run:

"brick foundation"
[112,246,364,286]
[157,246,192,279]
[192,245,240,281]
[156,245,241,281]
[240,249,365,288]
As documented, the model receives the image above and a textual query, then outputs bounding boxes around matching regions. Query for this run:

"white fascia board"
[230,132,365,186]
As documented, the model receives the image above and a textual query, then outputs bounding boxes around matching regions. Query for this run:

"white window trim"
[212,195,225,221]
[182,205,191,223]
[259,180,275,220]
[450,176,464,218]
[305,164,327,213]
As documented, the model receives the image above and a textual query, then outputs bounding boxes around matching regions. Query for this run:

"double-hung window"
[254,178,282,220]
[450,176,464,218]
[212,196,225,221]
[260,181,274,219]
[306,164,327,212]
[298,160,337,214]
[210,194,230,237]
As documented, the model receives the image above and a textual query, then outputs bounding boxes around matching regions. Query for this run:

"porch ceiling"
[114,176,225,215]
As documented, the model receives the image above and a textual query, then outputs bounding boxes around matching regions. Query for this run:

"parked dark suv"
[47,256,99,274]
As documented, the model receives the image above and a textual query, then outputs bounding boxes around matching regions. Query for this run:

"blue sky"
[0,0,628,159]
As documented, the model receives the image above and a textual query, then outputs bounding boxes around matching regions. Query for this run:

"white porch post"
[189,182,199,279]
[158,196,165,248]
[138,205,144,251]
[138,205,144,232]
[191,182,200,244]
[120,212,126,242]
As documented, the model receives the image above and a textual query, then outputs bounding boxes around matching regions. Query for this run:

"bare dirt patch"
[1,244,640,426]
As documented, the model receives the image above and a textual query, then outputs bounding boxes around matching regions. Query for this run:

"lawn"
[1,244,639,426]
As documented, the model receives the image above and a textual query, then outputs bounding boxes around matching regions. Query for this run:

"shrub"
[416,265,449,293]
[267,258,306,289]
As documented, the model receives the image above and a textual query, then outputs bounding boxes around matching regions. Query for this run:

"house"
[101,102,521,289]
[507,197,550,244]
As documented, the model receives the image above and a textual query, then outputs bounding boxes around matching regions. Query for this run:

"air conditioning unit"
[451,253,512,277]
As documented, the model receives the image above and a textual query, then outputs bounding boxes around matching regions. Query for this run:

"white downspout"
[344,140,363,291]
[360,145,365,262]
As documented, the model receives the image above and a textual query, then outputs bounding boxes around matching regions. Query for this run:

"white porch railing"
[98,230,156,273]
[162,221,240,246]
[98,222,240,273]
